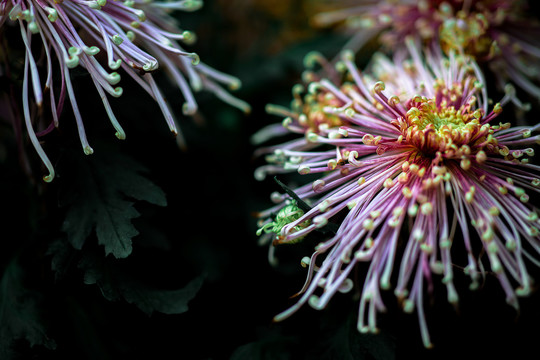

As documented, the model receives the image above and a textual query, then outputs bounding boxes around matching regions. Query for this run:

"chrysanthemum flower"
[0,0,250,182]
[255,39,540,347]
[312,0,540,102]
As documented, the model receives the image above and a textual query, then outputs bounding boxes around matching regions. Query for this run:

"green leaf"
[0,259,56,358]
[312,312,396,360]
[122,276,204,315]
[47,237,79,282]
[79,252,203,315]
[94,197,140,259]
[60,146,167,258]
[230,334,295,360]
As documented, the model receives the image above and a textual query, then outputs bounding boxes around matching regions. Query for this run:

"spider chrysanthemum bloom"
[255,40,540,347]
[312,0,540,102]
[0,0,250,182]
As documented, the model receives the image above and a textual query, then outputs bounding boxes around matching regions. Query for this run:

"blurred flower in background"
[311,0,540,103]
[255,38,540,348]
[214,0,326,57]
[0,0,249,182]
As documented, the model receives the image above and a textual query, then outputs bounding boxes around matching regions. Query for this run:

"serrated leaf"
[313,312,396,360]
[61,195,94,250]
[47,238,79,282]
[121,276,204,315]
[100,156,167,207]
[230,334,295,360]
[0,259,56,358]
[60,146,167,258]
[79,253,203,315]
[94,197,139,259]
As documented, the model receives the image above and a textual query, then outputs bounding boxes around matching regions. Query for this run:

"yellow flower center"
[439,12,497,59]
[401,92,494,158]
[300,91,343,132]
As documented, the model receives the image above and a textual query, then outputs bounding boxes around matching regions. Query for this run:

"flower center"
[439,12,495,59]
[299,90,343,132]
[401,93,490,157]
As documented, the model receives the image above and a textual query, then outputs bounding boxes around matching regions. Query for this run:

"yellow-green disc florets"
[400,89,496,158]
[292,84,345,134]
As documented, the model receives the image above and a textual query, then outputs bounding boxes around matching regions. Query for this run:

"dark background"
[2,1,540,359]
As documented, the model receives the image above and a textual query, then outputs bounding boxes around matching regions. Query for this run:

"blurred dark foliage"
[1,1,540,359]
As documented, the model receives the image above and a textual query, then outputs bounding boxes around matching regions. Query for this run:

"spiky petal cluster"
[312,0,540,102]
[255,40,540,348]
[0,0,250,181]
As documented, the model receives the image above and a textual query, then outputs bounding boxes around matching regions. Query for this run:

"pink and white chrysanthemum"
[255,39,540,347]
[0,0,250,181]
[312,0,540,102]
